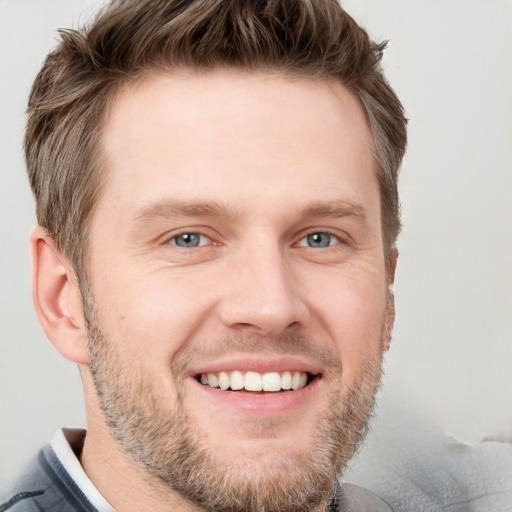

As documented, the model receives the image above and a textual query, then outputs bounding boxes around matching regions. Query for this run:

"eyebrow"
[297,200,367,221]
[132,198,367,228]
[132,199,240,226]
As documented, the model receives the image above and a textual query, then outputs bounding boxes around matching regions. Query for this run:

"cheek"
[91,267,218,363]
[304,268,387,378]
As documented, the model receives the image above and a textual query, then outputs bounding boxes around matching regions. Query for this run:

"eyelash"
[295,230,344,248]
[167,232,214,248]
[164,229,346,249]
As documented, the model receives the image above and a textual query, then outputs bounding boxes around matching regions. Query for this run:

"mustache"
[171,332,342,376]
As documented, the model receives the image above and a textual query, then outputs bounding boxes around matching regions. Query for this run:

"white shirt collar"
[50,428,116,512]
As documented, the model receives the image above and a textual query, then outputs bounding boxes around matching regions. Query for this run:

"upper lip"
[187,355,324,378]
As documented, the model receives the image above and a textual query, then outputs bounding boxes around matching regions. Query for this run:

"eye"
[170,233,210,248]
[298,232,340,248]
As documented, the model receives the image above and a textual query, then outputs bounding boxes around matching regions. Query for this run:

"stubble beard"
[82,287,385,512]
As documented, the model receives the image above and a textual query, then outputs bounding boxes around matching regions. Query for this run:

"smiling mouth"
[196,370,319,393]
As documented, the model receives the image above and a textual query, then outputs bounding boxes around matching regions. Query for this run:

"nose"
[217,242,310,336]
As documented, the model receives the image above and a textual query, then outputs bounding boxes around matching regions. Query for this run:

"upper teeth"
[199,371,308,392]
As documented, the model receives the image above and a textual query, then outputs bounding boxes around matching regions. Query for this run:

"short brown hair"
[26,0,407,278]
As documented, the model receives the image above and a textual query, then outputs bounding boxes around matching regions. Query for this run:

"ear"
[383,246,398,352]
[386,246,398,288]
[30,227,88,364]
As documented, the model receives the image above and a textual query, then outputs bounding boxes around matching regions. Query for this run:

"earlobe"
[383,246,398,352]
[30,227,88,364]
[387,246,398,288]
[382,294,395,352]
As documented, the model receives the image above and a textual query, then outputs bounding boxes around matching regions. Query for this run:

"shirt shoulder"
[0,445,98,512]
[332,482,393,512]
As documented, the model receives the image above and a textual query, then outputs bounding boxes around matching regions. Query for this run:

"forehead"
[98,70,377,217]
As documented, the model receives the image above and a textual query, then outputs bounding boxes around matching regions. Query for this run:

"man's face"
[83,71,394,511]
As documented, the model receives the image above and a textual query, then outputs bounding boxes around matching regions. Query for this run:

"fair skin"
[32,71,397,511]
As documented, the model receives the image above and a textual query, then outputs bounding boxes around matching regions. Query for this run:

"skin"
[31,70,397,511]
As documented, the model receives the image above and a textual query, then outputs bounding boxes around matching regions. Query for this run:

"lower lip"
[190,377,322,415]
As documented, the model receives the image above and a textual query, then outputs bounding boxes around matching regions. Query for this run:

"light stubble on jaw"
[82,284,385,512]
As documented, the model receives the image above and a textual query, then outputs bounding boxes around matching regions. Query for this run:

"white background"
[1,0,511,482]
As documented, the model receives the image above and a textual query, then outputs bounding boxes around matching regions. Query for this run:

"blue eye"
[300,232,338,248]
[171,233,208,248]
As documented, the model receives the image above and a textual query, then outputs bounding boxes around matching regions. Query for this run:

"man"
[1,0,407,510]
